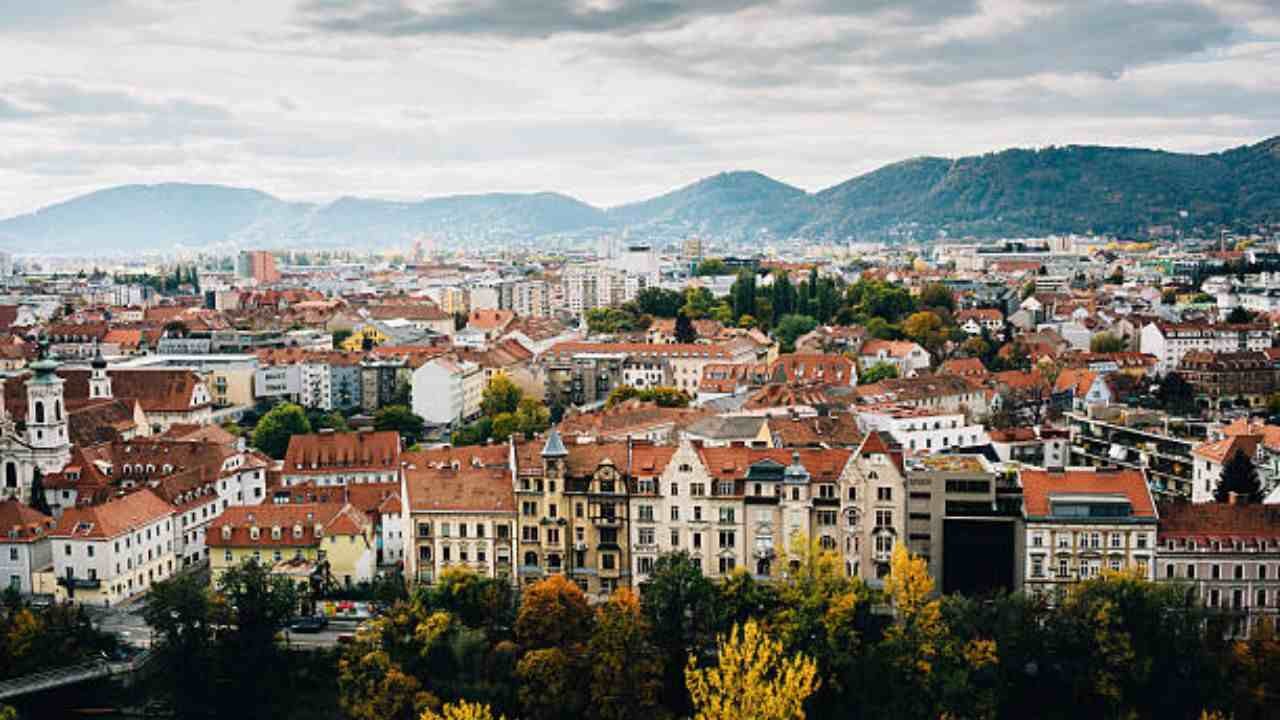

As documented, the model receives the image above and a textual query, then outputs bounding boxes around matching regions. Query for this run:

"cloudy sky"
[1,0,1277,217]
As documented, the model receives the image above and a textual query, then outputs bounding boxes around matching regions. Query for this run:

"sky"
[0,0,1277,217]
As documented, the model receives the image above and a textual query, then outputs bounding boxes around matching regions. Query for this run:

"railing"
[0,650,153,701]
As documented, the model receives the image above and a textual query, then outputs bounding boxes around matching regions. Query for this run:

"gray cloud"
[895,0,1238,83]
[0,0,160,32]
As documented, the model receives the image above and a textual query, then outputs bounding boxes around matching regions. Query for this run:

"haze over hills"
[2,136,1278,254]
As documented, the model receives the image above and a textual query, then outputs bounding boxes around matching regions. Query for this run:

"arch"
[33,400,44,424]
[523,551,539,567]
[757,558,771,576]
[4,463,16,488]
[55,400,62,421]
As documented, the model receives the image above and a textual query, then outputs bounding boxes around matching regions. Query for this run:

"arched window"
[4,463,16,488]
[524,551,539,567]
[33,400,44,424]
[55,400,62,421]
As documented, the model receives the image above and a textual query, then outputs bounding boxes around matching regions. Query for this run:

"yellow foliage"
[963,639,999,669]
[414,610,453,652]
[885,544,934,616]
[685,619,820,720]
[420,700,505,720]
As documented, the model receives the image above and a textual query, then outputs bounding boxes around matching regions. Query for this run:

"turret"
[89,346,112,399]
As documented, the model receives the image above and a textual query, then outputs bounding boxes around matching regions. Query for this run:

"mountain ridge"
[3,136,1277,252]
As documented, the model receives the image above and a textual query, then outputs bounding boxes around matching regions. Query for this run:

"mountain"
[607,171,808,240]
[800,137,1280,239]
[3,136,1278,253]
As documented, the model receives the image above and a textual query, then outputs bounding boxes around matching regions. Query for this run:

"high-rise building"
[236,251,280,284]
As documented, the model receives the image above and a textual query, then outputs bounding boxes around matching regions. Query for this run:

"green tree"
[674,312,698,344]
[491,413,519,441]
[251,402,311,459]
[1090,332,1127,353]
[640,552,719,715]
[514,397,551,437]
[636,288,685,318]
[144,573,214,711]
[773,314,817,353]
[695,259,729,276]
[919,283,955,312]
[1216,450,1263,503]
[482,375,524,416]
[771,273,796,324]
[682,288,717,320]
[375,405,427,446]
[731,271,757,321]
[1227,306,1255,324]
[214,559,300,706]
[28,468,52,516]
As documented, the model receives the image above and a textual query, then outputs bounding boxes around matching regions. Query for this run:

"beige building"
[402,461,517,586]
[50,489,176,606]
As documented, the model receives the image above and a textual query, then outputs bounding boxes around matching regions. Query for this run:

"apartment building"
[410,355,483,426]
[857,405,990,455]
[51,489,176,606]
[1021,469,1158,600]
[1157,501,1280,633]
[1140,321,1271,375]
[401,462,517,586]
[1066,405,1199,499]
[207,502,375,589]
[0,499,54,594]
[844,432,908,582]
[541,343,754,402]
[1178,351,1277,412]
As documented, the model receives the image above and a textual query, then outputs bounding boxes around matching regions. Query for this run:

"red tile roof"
[284,431,401,474]
[207,503,359,548]
[402,465,515,513]
[1021,469,1155,519]
[51,488,174,540]
[0,499,54,543]
[1158,501,1280,540]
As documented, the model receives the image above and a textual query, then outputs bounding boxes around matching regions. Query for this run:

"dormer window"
[221,526,232,540]
[293,524,303,538]
[250,527,260,540]
[271,526,282,540]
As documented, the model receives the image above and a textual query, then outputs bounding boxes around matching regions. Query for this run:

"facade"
[401,463,517,586]
[50,489,176,606]
[410,356,483,426]
[0,354,73,504]
[1066,407,1197,499]
[1178,351,1277,411]
[1157,501,1280,633]
[207,502,375,589]
[0,499,54,594]
[857,406,989,455]
[1021,469,1158,600]
[857,339,932,377]
[237,251,281,285]
[1140,321,1271,375]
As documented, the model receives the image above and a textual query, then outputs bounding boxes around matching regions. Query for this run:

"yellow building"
[207,502,375,590]
[340,325,390,352]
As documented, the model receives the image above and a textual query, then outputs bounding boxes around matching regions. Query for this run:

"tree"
[682,288,717,320]
[333,328,353,348]
[636,287,685,318]
[1216,450,1263,503]
[28,468,51,516]
[516,575,593,651]
[902,311,945,354]
[340,647,432,720]
[491,412,519,441]
[695,259,730,276]
[731,271,757,322]
[144,574,214,711]
[771,273,796,323]
[774,314,817,353]
[675,312,698,344]
[919,283,955,312]
[685,619,820,720]
[421,701,506,720]
[482,375,524,417]
[1156,373,1198,416]
[640,552,720,715]
[251,402,311,459]
[375,405,427,446]
[1227,306,1255,324]
[516,576,593,720]
[214,559,300,706]
[514,397,551,437]
[859,362,898,384]
[1090,332,1126,353]
[589,589,664,720]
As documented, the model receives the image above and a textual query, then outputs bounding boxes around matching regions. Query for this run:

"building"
[237,251,281,285]
[0,498,54,594]
[903,455,1022,595]
[401,461,518,586]
[0,353,73,504]
[1066,406,1198,499]
[845,432,908,582]
[856,405,989,455]
[541,343,754,401]
[1140,321,1271,375]
[1178,351,1277,412]
[857,339,932,377]
[1156,501,1280,633]
[281,431,402,487]
[207,502,375,589]
[1021,469,1158,600]
[410,356,483,426]
[50,488,176,606]
[1190,434,1261,504]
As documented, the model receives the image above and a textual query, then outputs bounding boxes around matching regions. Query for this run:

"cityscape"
[3,1,1280,720]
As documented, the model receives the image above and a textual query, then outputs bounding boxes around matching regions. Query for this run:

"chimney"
[1229,491,1244,506]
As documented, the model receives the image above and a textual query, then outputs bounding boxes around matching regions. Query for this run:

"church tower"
[89,346,112,400]
[25,349,71,473]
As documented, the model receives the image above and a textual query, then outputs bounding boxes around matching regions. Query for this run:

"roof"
[1221,419,1280,452]
[768,353,856,385]
[769,413,863,448]
[559,400,709,440]
[402,464,515,513]
[697,446,852,484]
[1053,368,1098,396]
[1192,434,1260,465]
[62,368,208,413]
[1158,501,1280,540]
[0,499,54,543]
[684,415,768,440]
[939,357,988,378]
[51,489,174,540]
[545,342,734,360]
[859,339,925,359]
[284,431,401,474]
[206,503,358,548]
[1020,469,1156,520]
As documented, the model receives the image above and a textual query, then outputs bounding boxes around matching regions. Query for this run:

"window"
[1234,564,1244,580]
[547,529,560,544]
[670,483,679,497]
[224,550,233,562]
[718,557,736,574]
[576,503,585,518]
[718,531,735,548]
[875,510,892,528]
[670,529,679,547]
[877,487,892,502]
[693,506,703,522]
[1089,532,1101,549]
[601,554,616,570]
[670,506,680,522]
[1057,533,1070,549]
[1109,533,1122,549]
[522,526,538,542]
[719,507,735,524]
[847,487,857,501]
[1136,533,1148,549]
[1032,557,1044,578]
[1057,558,1069,579]
[1031,533,1044,548]
[691,483,705,497]
[1261,565,1269,581]
[638,505,654,522]
[1166,563,1175,579]
[1212,564,1222,580]
[693,532,702,549]
[1258,589,1268,608]
[522,501,537,517]
[639,528,655,546]
[1187,564,1196,579]
[817,510,837,526]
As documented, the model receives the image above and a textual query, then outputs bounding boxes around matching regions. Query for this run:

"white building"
[857,406,990,455]
[1140,321,1272,375]
[1,499,54,594]
[411,356,483,426]
[0,355,73,504]
[1021,469,1157,600]
[51,489,176,606]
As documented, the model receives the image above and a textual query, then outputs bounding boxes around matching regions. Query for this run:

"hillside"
[2,136,1277,252]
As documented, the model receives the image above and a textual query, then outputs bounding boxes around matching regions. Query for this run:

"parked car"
[290,615,329,633]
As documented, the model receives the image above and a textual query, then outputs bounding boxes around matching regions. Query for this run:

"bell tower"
[89,346,112,399]
[25,344,71,473]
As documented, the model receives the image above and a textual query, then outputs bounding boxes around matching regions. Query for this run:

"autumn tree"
[340,647,434,720]
[588,589,665,720]
[515,575,593,720]
[482,375,523,416]
[420,700,506,720]
[1090,332,1126,353]
[685,619,820,720]
[902,310,946,355]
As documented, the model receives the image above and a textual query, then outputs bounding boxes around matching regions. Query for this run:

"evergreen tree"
[28,468,52,516]
[674,312,697,344]
[1216,449,1263,503]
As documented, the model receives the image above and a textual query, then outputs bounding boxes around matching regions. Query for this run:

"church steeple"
[89,345,112,399]
[26,341,68,454]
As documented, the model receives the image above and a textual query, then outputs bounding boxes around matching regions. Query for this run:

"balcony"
[57,576,101,590]
[592,515,622,527]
